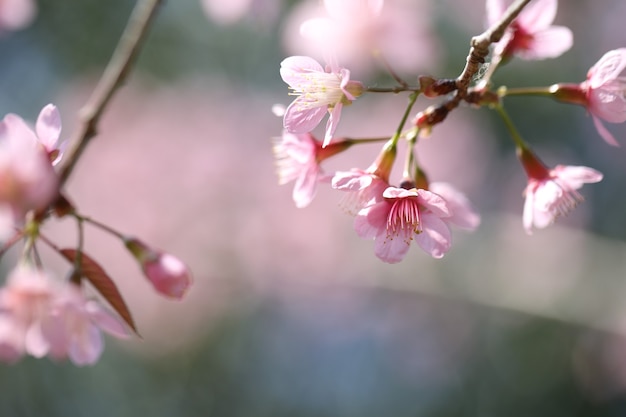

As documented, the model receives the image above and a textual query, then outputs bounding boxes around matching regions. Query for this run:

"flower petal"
[35,104,62,152]
[280,56,325,87]
[414,213,452,259]
[283,99,326,133]
[521,26,573,60]
[592,115,620,146]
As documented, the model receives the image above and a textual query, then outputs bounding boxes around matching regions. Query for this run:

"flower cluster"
[274,0,625,263]
[0,105,192,366]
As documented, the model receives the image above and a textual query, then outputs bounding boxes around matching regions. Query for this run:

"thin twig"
[58,0,163,185]
[456,0,531,91]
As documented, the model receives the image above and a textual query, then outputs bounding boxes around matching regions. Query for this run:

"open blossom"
[0,266,129,365]
[521,162,603,234]
[486,0,572,61]
[280,55,363,147]
[273,131,351,208]
[581,49,626,146]
[354,186,452,263]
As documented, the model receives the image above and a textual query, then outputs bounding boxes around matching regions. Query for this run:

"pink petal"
[373,227,411,263]
[588,79,626,123]
[517,0,557,31]
[588,49,626,89]
[354,201,388,239]
[0,113,37,145]
[323,103,342,147]
[35,104,61,152]
[292,163,320,208]
[339,69,354,100]
[429,183,481,230]
[521,26,573,60]
[416,189,451,218]
[280,56,324,87]
[382,187,418,199]
[331,170,372,191]
[85,301,130,339]
[24,320,50,358]
[414,213,452,259]
[283,99,326,133]
[522,188,535,234]
[592,116,620,146]
[552,165,603,187]
[68,324,103,366]
[485,0,505,26]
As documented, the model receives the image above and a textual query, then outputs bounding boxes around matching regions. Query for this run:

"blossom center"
[386,196,422,236]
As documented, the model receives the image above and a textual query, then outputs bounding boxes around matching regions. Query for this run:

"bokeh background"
[2,0,626,415]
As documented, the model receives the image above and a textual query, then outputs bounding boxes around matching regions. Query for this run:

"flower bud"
[124,238,192,300]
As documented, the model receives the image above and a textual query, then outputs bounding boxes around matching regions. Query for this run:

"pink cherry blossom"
[581,48,626,146]
[354,186,452,263]
[0,266,128,366]
[523,165,603,234]
[200,0,279,25]
[486,0,572,61]
[280,55,363,147]
[273,131,324,208]
[0,0,36,32]
[0,110,59,232]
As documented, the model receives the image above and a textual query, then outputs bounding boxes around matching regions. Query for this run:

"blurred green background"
[2,0,626,416]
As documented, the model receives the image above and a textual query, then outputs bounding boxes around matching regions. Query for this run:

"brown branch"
[58,0,164,185]
[456,0,531,91]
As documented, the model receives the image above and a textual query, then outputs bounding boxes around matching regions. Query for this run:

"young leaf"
[60,248,138,334]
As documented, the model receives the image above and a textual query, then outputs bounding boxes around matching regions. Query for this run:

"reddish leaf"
[60,248,138,334]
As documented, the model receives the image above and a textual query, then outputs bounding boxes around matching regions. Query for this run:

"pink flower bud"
[125,238,192,300]
[142,253,192,300]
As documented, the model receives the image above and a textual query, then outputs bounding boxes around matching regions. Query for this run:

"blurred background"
[2,0,626,415]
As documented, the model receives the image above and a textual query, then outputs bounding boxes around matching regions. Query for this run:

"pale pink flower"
[200,0,279,25]
[429,182,481,230]
[581,48,626,146]
[332,169,389,215]
[0,266,128,366]
[273,131,324,208]
[0,0,36,32]
[486,0,573,61]
[0,110,59,230]
[285,0,439,74]
[354,187,452,263]
[522,165,603,234]
[280,55,363,147]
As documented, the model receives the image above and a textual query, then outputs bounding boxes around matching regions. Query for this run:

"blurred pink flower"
[0,0,36,32]
[0,109,59,235]
[522,163,603,234]
[354,186,452,263]
[429,182,481,231]
[582,48,626,146]
[285,0,439,74]
[0,266,128,366]
[487,0,573,61]
[200,0,278,25]
[280,55,363,147]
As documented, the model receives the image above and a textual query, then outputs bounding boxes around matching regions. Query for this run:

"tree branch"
[58,0,163,185]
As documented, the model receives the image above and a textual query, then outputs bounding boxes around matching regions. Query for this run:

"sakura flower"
[124,238,192,300]
[354,186,452,263]
[0,266,128,366]
[280,55,364,147]
[273,131,354,208]
[521,161,603,234]
[0,0,36,33]
[0,111,59,230]
[580,48,626,146]
[486,0,573,61]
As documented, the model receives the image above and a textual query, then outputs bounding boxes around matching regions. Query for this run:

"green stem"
[493,104,528,150]
[499,86,554,98]
[76,214,127,240]
[345,136,395,145]
[391,92,419,148]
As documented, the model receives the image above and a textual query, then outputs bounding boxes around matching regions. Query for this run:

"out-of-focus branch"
[456,0,531,91]
[58,0,163,185]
